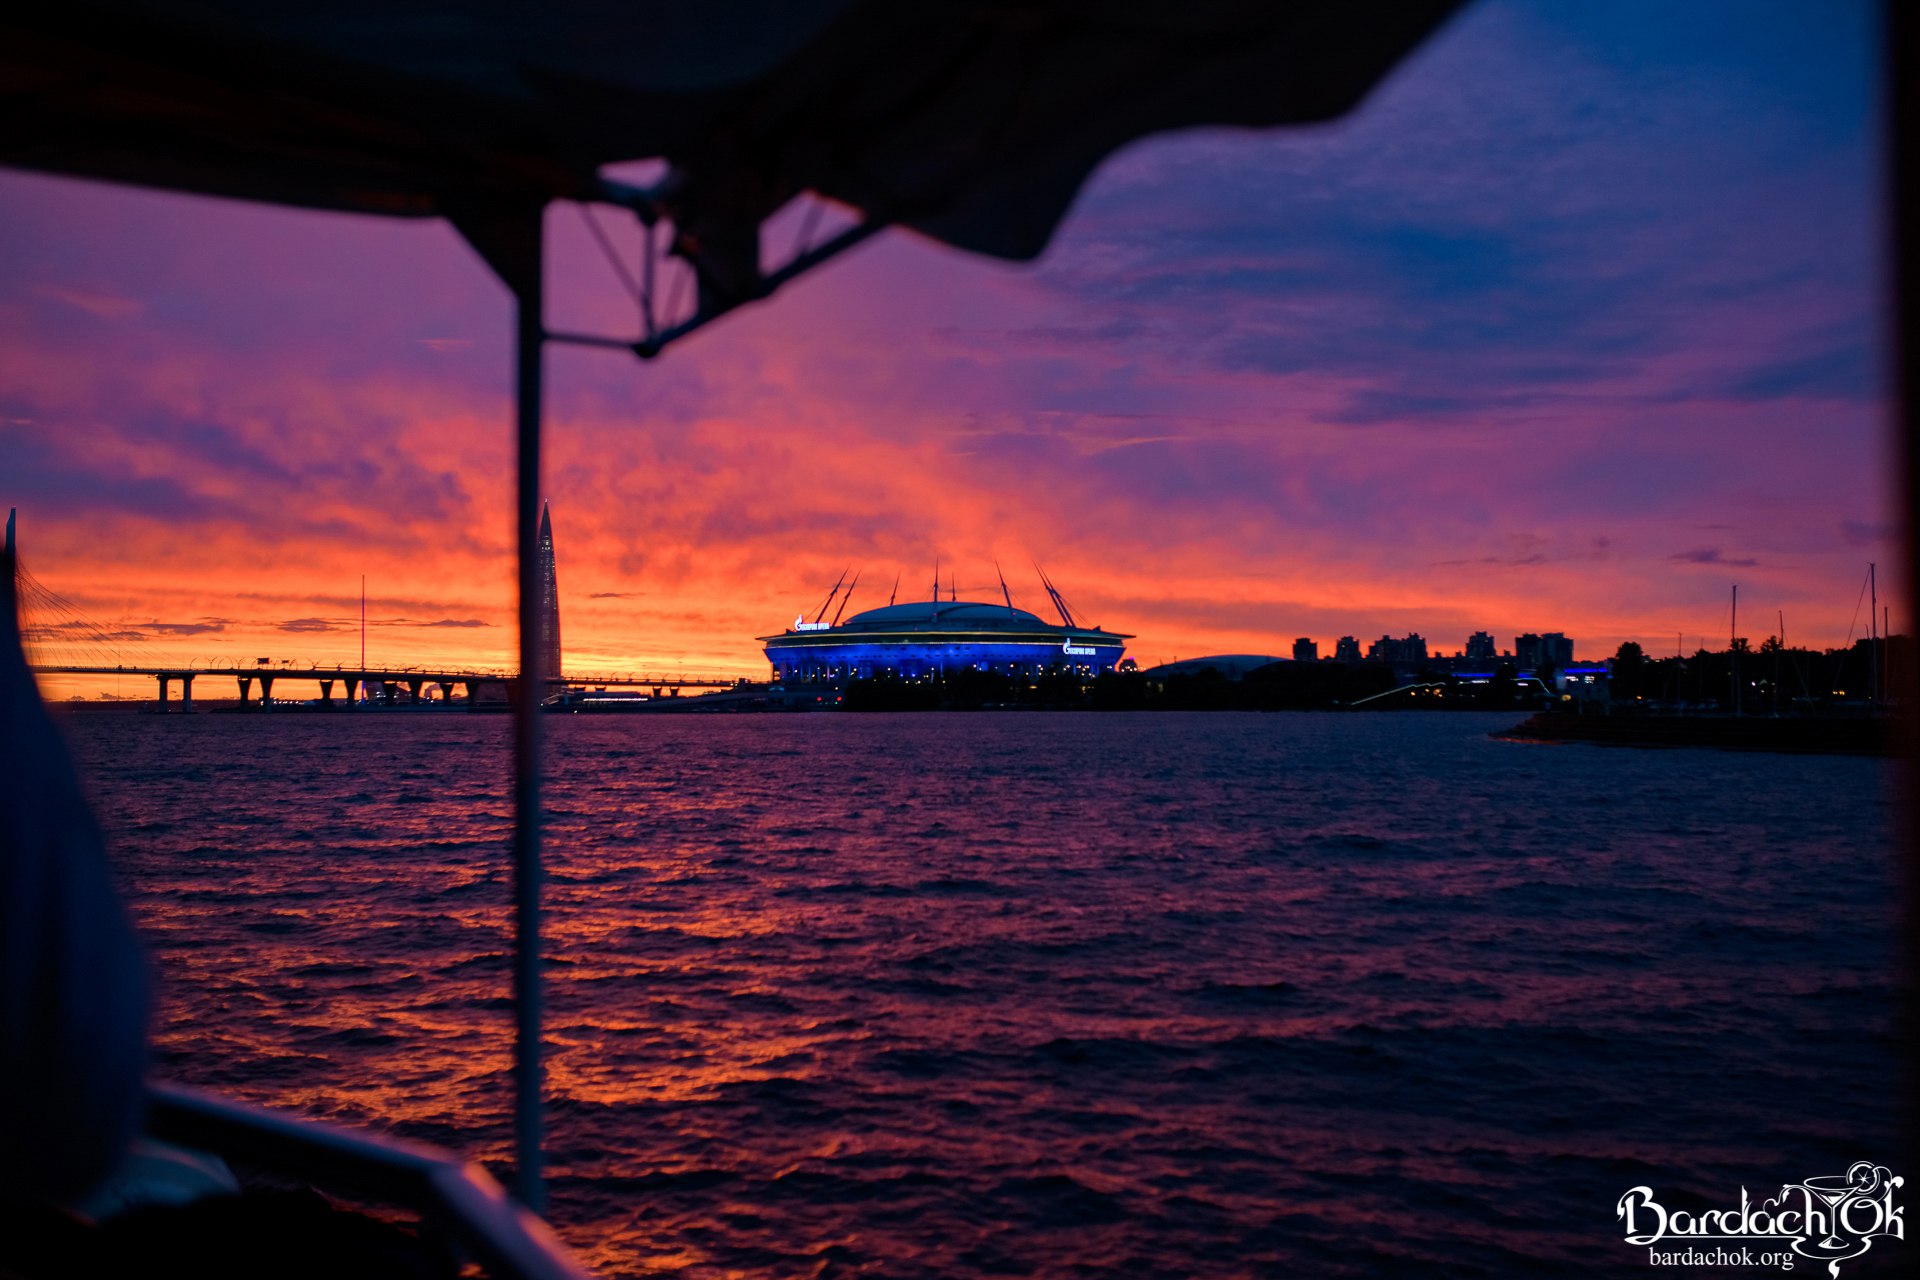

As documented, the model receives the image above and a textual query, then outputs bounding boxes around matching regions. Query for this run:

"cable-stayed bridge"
[11,525,742,710]
[32,661,744,710]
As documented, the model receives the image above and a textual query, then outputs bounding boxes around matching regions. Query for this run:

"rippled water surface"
[61,710,1905,1277]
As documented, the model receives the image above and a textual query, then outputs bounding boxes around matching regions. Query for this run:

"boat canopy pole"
[510,221,547,1216]
[1731,583,1740,718]
[436,189,901,1215]
[451,201,550,1213]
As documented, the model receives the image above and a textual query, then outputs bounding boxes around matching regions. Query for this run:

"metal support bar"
[510,218,547,1215]
[634,218,885,358]
[448,196,875,1217]
[595,177,668,222]
[541,329,638,352]
[543,216,888,361]
[451,198,550,1214]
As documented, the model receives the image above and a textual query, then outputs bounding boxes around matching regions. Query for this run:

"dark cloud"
[276,617,348,633]
[1669,547,1758,568]
[31,283,144,320]
[0,400,483,550]
[1431,552,1550,568]
[1014,0,1878,433]
[1840,520,1894,547]
[119,621,231,637]
[0,415,227,524]
[24,621,150,643]
[588,591,642,599]
[31,619,114,634]
[1715,336,1875,403]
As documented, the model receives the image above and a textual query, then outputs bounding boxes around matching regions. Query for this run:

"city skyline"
[2,0,1892,698]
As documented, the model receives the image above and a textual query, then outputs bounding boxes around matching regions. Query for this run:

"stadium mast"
[831,570,861,626]
[810,567,849,624]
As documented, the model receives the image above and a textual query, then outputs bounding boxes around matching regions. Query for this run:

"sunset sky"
[2,0,1893,697]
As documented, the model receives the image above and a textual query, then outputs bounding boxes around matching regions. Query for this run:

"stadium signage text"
[1062,640,1100,656]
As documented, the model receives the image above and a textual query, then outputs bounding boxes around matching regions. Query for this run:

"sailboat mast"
[1775,609,1784,715]
[1730,583,1740,717]
[1870,562,1878,712]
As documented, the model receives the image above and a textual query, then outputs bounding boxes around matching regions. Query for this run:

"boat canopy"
[5,2,1460,308]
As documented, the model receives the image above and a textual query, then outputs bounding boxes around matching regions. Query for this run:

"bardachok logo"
[1618,1162,1903,1276]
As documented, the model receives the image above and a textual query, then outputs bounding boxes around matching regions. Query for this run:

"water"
[60,710,1904,1277]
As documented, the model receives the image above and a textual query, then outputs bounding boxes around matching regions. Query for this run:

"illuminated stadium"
[761,573,1130,682]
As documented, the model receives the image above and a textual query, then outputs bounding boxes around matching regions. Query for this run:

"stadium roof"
[763,599,1131,642]
[842,601,1051,630]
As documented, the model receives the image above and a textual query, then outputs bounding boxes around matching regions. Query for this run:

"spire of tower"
[537,502,561,685]
[3,508,16,626]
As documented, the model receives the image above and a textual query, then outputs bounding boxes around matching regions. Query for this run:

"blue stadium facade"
[761,601,1130,682]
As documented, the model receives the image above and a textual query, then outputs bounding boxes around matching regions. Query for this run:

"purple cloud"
[1669,547,1759,568]
[1840,520,1894,547]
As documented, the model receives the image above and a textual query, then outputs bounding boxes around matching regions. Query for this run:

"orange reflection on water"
[65,711,1903,1279]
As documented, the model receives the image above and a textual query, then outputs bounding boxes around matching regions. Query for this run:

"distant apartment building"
[1514,632,1574,669]
[1292,637,1318,662]
[1465,631,1496,661]
[1367,633,1428,664]
[1334,635,1362,663]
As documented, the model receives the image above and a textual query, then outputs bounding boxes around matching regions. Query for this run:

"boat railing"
[144,1081,594,1280]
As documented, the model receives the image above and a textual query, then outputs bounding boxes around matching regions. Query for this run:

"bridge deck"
[32,664,743,689]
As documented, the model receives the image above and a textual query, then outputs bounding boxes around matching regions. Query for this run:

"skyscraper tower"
[3,508,16,623]
[538,502,562,685]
